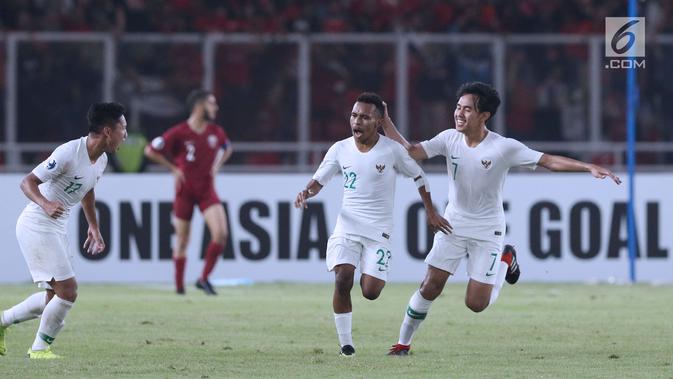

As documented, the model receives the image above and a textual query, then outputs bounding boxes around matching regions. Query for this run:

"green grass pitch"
[1,283,672,378]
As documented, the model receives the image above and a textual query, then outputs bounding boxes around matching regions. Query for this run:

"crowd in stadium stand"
[1,0,672,34]
[1,0,671,167]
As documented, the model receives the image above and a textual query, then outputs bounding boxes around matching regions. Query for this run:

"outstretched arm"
[381,102,428,161]
[294,179,324,209]
[538,154,621,184]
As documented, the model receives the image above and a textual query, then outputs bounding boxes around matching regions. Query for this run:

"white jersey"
[21,136,107,232]
[313,135,425,243]
[421,129,542,240]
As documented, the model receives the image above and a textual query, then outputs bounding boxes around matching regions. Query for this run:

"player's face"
[202,95,219,122]
[350,102,381,144]
[454,94,489,133]
[106,116,128,153]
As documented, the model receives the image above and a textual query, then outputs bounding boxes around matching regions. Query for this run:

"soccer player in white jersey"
[0,102,127,359]
[383,82,621,356]
[294,92,451,356]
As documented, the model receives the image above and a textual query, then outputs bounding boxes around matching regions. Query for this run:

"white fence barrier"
[0,173,669,283]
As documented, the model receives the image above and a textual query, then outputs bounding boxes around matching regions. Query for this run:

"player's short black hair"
[186,89,213,112]
[456,82,501,122]
[355,92,385,118]
[87,102,126,133]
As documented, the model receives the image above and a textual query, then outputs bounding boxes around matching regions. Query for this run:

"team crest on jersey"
[376,164,385,173]
[481,159,492,169]
[207,134,218,149]
[46,159,57,170]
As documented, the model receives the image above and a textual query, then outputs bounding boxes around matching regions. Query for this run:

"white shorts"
[16,215,75,284]
[325,233,392,281]
[425,232,503,285]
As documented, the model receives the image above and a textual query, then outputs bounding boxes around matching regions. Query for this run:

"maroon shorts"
[173,181,221,221]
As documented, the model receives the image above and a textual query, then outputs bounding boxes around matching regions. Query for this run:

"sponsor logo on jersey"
[481,159,492,169]
[46,159,57,170]
[342,165,351,170]
[376,164,385,173]
[74,175,84,180]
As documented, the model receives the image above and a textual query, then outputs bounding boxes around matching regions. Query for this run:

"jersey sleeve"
[392,142,423,179]
[502,137,543,170]
[218,127,231,151]
[149,127,179,156]
[32,143,71,182]
[312,143,341,186]
[419,129,450,158]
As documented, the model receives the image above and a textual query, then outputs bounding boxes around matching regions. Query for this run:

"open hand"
[590,164,621,185]
[83,227,105,255]
[427,210,452,234]
[294,190,309,209]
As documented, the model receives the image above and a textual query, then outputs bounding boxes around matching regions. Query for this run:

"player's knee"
[212,231,228,245]
[361,288,381,300]
[334,275,353,294]
[176,239,190,252]
[465,297,488,313]
[419,283,442,301]
[59,288,78,303]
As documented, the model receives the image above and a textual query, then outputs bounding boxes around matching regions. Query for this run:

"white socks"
[489,261,509,305]
[395,262,509,347]
[334,312,353,347]
[1,292,47,327]
[398,290,433,345]
[31,296,73,351]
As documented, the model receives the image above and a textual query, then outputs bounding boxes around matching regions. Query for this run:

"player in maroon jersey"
[145,89,232,295]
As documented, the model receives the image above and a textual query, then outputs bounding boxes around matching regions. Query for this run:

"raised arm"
[538,153,621,184]
[381,102,428,161]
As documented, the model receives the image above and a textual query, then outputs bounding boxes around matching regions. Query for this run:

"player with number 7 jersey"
[382,82,621,356]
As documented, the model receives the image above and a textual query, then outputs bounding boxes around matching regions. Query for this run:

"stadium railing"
[1,32,671,172]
